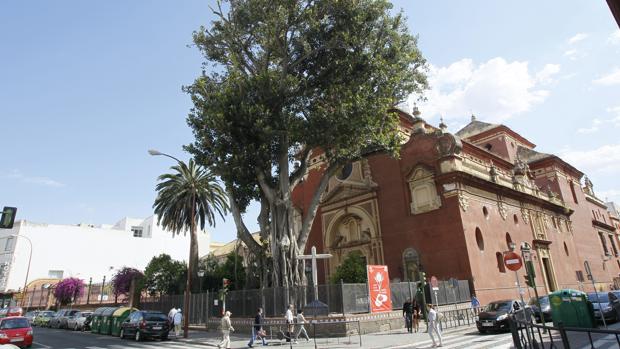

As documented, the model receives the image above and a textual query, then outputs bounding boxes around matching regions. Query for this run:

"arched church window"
[337,163,353,181]
[403,248,421,282]
[408,167,441,214]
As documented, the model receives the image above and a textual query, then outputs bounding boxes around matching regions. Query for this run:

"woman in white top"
[427,304,443,347]
[295,310,310,341]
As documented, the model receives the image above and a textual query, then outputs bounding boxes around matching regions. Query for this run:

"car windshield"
[144,313,168,321]
[43,313,54,318]
[0,318,30,329]
[486,302,512,312]
[82,312,92,317]
[588,293,609,303]
[529,297,549,306]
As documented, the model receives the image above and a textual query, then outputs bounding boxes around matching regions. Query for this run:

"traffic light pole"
[522,247,546,334]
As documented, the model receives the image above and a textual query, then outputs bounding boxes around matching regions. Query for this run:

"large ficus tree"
[185,0,427,292]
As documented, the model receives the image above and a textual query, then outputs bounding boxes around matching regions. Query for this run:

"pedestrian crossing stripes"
[387,330,513,349]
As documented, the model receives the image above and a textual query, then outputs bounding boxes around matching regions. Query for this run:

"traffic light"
[419,272,427,288]
[524,274,535,288]
[0,207,17,229]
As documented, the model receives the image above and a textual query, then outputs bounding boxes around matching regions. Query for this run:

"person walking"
[284,304,295,343]
[427,304,443,347]
[248,308,266,348]
[402,298,413,333]
[217,311,234,349]
[173,308,183,337]
[168,307,177,324]
[471,295,481,315]
[412,298,421,333]
[295,309,310,341]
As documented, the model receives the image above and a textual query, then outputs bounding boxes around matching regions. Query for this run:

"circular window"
[513,214,518,225]
[475,227,484,251]
[483,206,489,219]
[564,242,569,256]
[337,163,353,181]
[505,233,513,249]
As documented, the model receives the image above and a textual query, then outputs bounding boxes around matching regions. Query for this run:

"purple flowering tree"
[54,277,85,305]
[111,267,144,302]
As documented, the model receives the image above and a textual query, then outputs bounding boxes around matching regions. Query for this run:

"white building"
[0,216,211,292]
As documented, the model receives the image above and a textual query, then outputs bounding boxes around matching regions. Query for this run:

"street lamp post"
[149,149,195,338]
[10,234,32,304]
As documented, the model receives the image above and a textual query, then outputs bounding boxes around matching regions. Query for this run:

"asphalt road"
[29,327,207,349]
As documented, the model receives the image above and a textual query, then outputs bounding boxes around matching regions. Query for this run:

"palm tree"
[152,157,228,337]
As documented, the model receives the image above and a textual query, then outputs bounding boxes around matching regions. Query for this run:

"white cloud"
[563,49,579,60]
[577,118,603,134]
[411,57,555,123]
[608,30,620,45]
[536,64,561,85]
[561,144,620,174]
[593,68,620,85]
[1,169,65,188]
[568,33,589,44]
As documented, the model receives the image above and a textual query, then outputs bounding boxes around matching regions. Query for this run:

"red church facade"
[292,109,620,305]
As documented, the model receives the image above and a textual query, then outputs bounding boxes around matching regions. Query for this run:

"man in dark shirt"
[248,308,267,347]
[403,298,413,333]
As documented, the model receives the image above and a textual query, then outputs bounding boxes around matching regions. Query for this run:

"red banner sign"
[367,265,393,313]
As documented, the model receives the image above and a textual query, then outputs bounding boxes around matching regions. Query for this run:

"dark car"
[528,295,552,323]
[476,299,532,333]
[119,311,170,341]
[587,292,620,322]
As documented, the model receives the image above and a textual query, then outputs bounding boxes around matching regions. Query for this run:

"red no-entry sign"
[504,252,523,271]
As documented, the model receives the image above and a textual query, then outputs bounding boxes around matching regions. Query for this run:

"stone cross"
[298,246,332,301]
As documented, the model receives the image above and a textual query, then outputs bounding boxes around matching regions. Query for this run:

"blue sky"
[1,1,619,243]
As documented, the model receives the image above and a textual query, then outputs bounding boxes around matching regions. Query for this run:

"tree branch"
[290,147,311,188]
[256,168,276,204]
[296,161,341,249]
[227,188,262,254]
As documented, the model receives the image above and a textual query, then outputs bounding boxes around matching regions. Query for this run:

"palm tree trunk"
[183,193,197,338]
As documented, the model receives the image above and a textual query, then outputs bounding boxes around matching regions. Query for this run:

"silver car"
[66,311,93,331]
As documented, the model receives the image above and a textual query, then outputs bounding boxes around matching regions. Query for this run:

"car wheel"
[120,329,125,339]
[161,334,168,341]
[135,330,141,341]
[478,329,487,334]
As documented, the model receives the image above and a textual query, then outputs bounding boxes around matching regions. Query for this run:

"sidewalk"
[172,324,480,349]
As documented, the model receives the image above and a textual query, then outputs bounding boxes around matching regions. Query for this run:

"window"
[485,143,493,151]
[513,214,519,225]
[609,235,618,256]
[131,226,143,238]
[337,163,353,181]
[476,228,484,251]
[564,242,569,256]
[4,236,14,251]
[505,233,513,249]
[576,270,584,282]
[496,252,506,273]
[569,181,578,204]
[599,232,610,255]
[483,206,489,219]
[48,270,64,279]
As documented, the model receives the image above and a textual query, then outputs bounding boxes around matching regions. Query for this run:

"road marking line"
[33,343,53,349]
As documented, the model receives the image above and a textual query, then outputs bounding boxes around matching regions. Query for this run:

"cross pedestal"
[298,246,332,317]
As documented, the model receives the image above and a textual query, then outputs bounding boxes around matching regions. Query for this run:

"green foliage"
[199,252,246,291]
[331,251,367,284]
[184,0,427,286]
[144,254,188,295]
[152,158,229,291]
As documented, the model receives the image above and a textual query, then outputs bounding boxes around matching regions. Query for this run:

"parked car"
[587,292,620,322]
[32,311,54,327]
[119,311,170,341]
[66,311,92,331]
[33,312,54,327]
[476,299,533,333]
[528,295,552,323]
[49,309,79,329]
[0,308,22,319]
[23,311,38,325]
[0,316,33,348]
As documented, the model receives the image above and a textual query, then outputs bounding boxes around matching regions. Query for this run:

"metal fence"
[510,310,620,349]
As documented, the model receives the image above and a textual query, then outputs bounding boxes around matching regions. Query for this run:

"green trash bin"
[90,307,109,334]
[99,307,119,335]
[110,307,137,337]
[549,289,595,328]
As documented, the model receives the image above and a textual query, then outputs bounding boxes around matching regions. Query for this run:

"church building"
[292,108,620,304]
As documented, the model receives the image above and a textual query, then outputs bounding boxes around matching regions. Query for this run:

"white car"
[66,311,93,331]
